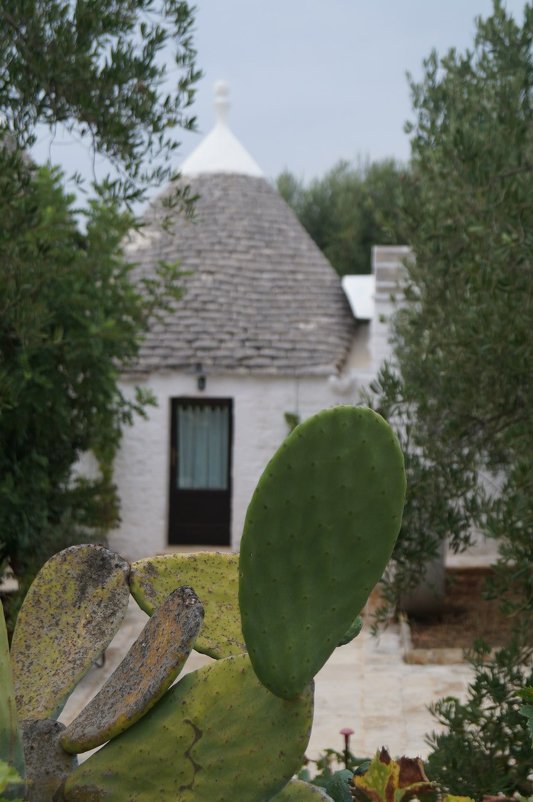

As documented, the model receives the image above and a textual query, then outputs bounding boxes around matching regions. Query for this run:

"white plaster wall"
[369,245,409,375]
[108,248,410,562]
[109,371,359,561]
[333,246,410,395]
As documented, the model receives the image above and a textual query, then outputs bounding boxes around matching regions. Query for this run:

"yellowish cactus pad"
[11,545,130,720]
[129,552,244,659]
[60,586,204,754]
[64,653,314,802]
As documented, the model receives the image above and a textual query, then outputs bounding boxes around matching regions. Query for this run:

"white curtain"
[178,404,229,490]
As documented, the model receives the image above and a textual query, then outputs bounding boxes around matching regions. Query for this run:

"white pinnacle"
[214,80,230,126]
[181,81,263,177]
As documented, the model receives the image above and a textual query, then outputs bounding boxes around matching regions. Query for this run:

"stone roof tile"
[124,173,356,376]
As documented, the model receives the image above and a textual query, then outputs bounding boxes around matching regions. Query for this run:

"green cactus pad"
[269,779,334,801]
[60,586,204,754]
[239,406,406,699]
[11,544,130,720]
[63,653,314,802]
[130,552,244,659]
[0,604,25,777]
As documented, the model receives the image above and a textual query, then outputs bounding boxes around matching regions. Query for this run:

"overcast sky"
[32,1,528,188]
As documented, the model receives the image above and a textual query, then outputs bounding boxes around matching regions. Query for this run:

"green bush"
[426,641,533,801]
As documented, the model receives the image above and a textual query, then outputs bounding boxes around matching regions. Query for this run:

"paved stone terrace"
[59,599,472,766]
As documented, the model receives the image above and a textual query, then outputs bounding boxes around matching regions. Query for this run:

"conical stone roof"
[124,88,356,377]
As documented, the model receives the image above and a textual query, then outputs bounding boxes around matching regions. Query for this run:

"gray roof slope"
[125,173,356,376]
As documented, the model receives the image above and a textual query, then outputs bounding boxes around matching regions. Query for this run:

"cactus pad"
[130,552,244,659]
[60,586,204,754]
[11,544,130,719]
[0,603,24,777]
[63,653,314,802]
[21,719,77,802]
[239,406,405,699]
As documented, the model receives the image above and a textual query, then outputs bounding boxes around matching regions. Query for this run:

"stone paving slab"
[59,599,473,766]
[308,622,472,762]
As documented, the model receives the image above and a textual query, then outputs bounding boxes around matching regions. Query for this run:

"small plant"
[0,759,24,802]
[348,749,477,802]
[0,405,406,801]
[299,730,370,802]
[425,641,533,802]
[340,728,356,770]
[300,728,369,783]
[518,686,533,746]
[284,411,301,433]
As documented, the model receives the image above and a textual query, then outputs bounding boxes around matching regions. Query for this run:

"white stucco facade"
[108,245,414,562]
[109,370,373,561]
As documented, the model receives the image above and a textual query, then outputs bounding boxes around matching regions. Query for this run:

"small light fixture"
[195,362,206,392]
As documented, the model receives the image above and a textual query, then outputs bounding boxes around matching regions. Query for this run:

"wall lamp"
[195,362,206,392]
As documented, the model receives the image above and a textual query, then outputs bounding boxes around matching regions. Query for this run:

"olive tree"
[0,0,200,617]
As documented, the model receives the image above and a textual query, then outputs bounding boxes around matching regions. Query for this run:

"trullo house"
[109,83,400,561]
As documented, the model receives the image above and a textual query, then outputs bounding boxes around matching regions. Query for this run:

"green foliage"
[360,4,533,794]
[0,0,199,615]
[0,157,184,614]
[277,159,415,275]
[300,743,370,798]
[517,686,533,745]
[425,642,533,801]
[364,363,482,618]
[284,411,301,433]
[364,0,533,628]
[0,0,200,205]
[317,771,353,802]
[0,758,24,801]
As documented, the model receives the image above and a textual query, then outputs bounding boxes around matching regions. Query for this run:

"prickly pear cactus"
[239,406,406,699]
[130,552,244,658]
[60,586,204,754]
[11,545,130,720]
[0,404,407,801]
[63,654,314,802]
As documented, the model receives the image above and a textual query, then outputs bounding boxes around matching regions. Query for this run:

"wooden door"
[168,398,233,546]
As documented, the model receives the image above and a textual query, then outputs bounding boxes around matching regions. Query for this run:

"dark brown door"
[168,398,233,546]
